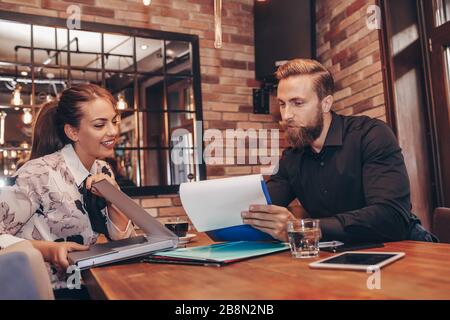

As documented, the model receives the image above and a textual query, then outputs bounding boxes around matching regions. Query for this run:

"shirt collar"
[60,144,91,187]
[323,111,343,147]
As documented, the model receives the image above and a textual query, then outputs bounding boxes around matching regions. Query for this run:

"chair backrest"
[0,252,41,300]
[432,207,450,244]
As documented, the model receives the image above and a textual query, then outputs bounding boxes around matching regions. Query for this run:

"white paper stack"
[179,174,268,232]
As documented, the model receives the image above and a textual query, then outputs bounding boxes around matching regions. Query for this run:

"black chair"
[432,207,450,244]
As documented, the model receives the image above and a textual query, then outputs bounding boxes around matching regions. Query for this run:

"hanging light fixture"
[143,0,151,6]
[22,108,32,125]
[116,94,128,110]
[214,0,223,49]
[0,111,6,145]
[11,84,24,106]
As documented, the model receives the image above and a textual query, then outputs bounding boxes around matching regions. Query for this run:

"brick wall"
[316,0,386,121]
[0,0,266,227]
[0,0,388,228]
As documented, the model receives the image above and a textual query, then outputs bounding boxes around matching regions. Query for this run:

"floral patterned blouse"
[0,144,133,286]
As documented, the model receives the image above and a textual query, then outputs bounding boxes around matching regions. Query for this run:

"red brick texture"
[0,0,387,224]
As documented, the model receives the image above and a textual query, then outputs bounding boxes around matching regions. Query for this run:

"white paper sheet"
[179,174,268,232]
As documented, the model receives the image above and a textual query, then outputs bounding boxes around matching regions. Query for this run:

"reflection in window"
[0,14,203,193]
[435,0,450,26]
[445,47,450,121]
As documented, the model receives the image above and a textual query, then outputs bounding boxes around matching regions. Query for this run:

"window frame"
[0,10,206,196]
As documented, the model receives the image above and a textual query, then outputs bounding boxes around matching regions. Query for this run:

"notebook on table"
[143,241,290,267]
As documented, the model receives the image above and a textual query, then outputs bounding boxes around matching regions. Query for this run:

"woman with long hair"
[0,84,134,293]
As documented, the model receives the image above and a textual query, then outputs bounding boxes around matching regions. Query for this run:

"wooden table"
[83,233,450,300]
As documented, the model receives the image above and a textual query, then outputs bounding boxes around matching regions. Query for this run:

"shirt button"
[320,162,325,167]
[323,189,328,194]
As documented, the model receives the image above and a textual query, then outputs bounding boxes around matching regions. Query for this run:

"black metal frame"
[0,10,206,196]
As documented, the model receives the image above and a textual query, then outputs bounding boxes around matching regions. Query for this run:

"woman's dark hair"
[30,83,117,161]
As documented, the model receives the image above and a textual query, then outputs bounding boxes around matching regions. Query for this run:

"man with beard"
[241,59,436,243]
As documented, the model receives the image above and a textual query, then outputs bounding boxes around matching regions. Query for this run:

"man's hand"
[241,204,295,242]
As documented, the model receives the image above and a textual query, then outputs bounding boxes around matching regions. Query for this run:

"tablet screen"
[318,253,399,266]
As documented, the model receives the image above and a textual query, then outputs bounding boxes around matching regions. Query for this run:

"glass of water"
[287,219,321,258]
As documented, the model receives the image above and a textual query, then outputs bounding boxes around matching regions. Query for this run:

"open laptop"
[68,179,178,270]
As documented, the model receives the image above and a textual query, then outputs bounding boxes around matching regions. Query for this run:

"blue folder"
[206,180,276,242]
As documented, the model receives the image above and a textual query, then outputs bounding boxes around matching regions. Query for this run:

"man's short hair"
[275,59,335,100]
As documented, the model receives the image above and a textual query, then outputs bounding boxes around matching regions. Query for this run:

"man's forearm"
[321,204,410,243]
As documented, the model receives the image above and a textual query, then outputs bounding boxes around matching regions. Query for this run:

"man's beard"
[282,109,324,149]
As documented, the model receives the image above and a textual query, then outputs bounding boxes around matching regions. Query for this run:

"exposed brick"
[82,5,114,18]
[97,0,128,10]
[150,16,181,27]
[201,74,220,84]
[239,105,254,113]
[181,20,210,31]
[141,198,173,208]
[62,0,95,4]
[42,0,70,11]
[223,112,249,121]
[0,2,18,10]
[172,197,182,206]
[346,0,367,16]
[3,0,40,6]
[145,208,158,217]
[4,0,388,215]
[159,206,187,217]
[207,166,225,176]
[208,120,237,130]
[221,59,247,70]
[230,34,253,46]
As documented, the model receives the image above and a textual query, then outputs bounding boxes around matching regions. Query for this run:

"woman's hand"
[30,240,89,272]
[86,173,119,197]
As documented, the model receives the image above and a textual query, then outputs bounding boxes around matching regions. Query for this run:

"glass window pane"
[68,30,102,69]
[0,108,32,148]
[435,0,450,26]
[110,149,139,188]
[169,112,196,147]
[165,40,192,76]
[139,75,164,110]
[140,149,170,186]
[103,34,134,71]
[105,72,134,109]
[0,20,31,63]
[117,112,137,148]
[445,47,450,114]
[70,69,102,85]
[141,111,167,147]
[0,64,31,106]
[33,26,67,66]
[136,38,163,73]
[139,148,198,186]
[0,143,31,181]
[34,67,68,104]
[167,77,194,112]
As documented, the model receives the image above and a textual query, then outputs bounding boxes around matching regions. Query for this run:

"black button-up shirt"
[267,112,418,243]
